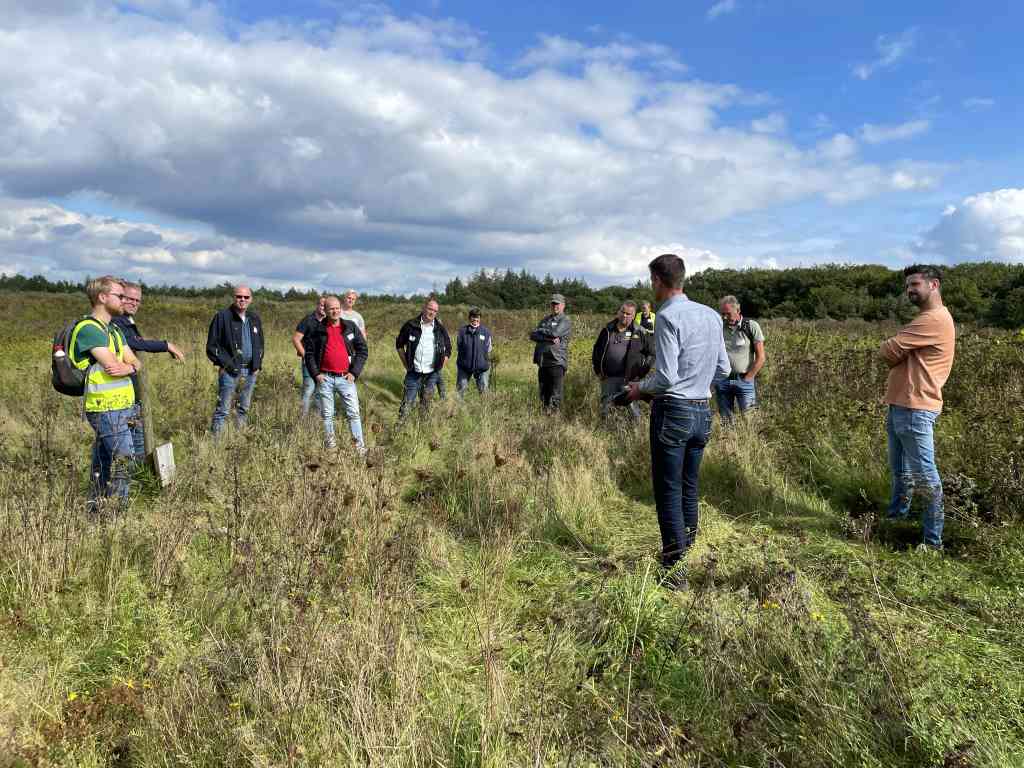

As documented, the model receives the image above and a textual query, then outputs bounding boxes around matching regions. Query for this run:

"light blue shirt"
[638,294,730,400]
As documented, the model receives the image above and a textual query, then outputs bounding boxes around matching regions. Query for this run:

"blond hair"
[85,275,123,306]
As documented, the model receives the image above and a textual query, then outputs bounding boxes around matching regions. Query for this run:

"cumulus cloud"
[0,3,943,291]
[852,28,917,80]
[706,0,738,21]
[912,189,1024,262]
[859,119,930,144]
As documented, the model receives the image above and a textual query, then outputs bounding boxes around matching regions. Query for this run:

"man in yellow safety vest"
[69,275,142,510]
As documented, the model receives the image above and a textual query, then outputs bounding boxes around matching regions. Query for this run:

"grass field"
[1,291,1023,767]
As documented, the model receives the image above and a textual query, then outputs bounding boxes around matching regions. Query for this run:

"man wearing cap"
[592,301,653,421]
[456,307,493,397]
[530,294,573,412]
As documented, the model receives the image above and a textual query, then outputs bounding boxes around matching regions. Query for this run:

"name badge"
[479,334,486,340]
[625,331,632,337]
[253,327,258,334]
[409,335,417,341]
[347,333,354,340]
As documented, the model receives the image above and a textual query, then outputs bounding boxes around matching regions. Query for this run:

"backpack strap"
[68,316,108,368]
[740,317,756,345]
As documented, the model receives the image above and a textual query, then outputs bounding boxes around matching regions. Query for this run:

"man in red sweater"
[302,296,369,454]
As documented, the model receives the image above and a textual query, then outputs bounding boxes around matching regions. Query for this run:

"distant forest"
[4,261,1023,327]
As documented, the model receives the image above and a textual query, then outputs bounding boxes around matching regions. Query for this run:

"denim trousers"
[886,405,944,547]
[399,370,440,419]
[318,374,365,450]
[128,403,145,459]
[86,406,136,503]
[456,368,490,397]
[210,366,258,435]
[714,377,756,422]
[650,398,713,568]
[300,362,316,417]
[600,375,641,420]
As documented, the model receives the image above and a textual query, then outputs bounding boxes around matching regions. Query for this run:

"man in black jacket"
[113,281,186,457]
[395,297,452,420]
[303,296,369,453]
[206,285,264,435]
[529,294,572,412]
[591,301,653,421]
[455,307,492,397]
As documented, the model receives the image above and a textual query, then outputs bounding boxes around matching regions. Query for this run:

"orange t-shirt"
[880,306,955,412]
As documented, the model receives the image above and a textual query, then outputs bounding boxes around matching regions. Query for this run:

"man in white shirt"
[395,298,452,420]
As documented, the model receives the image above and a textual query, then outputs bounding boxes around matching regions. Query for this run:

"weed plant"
[1,292,1022,767]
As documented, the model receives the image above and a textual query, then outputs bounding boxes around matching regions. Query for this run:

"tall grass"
[1,292,1022,767]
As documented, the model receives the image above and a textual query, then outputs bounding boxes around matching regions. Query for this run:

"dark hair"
[468,307,481,318]
[648,253,686,289]
[903,264,942,282]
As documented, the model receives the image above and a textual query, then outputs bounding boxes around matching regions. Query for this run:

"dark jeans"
[650,398,713,568]
[399,370,440,419]
[538,365,565,411]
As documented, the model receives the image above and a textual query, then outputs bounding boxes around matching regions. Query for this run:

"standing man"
[340,289,366,339]
[879,265,956,551]
[395,298,452,420]
[715,295,766,423]
[636,301,656,332]
[530,294,572,412]
[70,276,141,508]
[626,254,729,586]
[292,295,327,417]
[112,281,186,458]
[592,301,653,420]
[206,285,264,436]
[456,307,493,397]
[304,296,369,453]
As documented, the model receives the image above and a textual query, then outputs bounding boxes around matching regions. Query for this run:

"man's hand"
[316,374,326,384]
[625,382,642,402]
[167,342,186,362]
[343,373,355,382]
[552,337,560,345]
[742,373,755,382]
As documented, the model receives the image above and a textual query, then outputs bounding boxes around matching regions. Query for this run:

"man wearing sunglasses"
[111,281,186,457]
[206,285,264,435]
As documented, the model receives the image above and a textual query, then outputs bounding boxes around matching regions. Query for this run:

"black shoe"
[661,567,689,591]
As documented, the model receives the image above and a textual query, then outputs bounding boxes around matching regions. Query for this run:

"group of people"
[65,256,955,576]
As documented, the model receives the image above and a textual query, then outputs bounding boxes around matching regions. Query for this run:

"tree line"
[4,261,1023,326]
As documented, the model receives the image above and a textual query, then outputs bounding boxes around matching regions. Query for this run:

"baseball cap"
[550,293,566,304]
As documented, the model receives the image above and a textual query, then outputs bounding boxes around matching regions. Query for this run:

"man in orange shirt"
[879,265,956,551]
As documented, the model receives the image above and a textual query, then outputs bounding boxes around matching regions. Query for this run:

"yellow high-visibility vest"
[69,319,136,413]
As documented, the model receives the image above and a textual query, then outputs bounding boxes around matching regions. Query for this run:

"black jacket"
[591,320,654,380]
[396,317,452,372]
[530,313,572,368]
[206,306,264,374]
[303,319,369,379]
[111,314,170,403]
[456,323,492,373]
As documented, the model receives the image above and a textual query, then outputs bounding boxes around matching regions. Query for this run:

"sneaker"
[661,567,689,592]
[914,543,943,555]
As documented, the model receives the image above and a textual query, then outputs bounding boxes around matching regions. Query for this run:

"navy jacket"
[302,318,369,379]
[206,306,264,374]
[456,323,492,373]
[395,317,452,372]
[111,314,169,402]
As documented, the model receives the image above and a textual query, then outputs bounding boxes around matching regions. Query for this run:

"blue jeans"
[128,403,145,459]
[650,399,713,568]
[86,407,136,504]
[318,374,365,450]
[399,370,440,419]
[886,405,944,547]
[714,377,756,422]
[300,362,316,417]
[211,366,258,435]
[456,368,490,397]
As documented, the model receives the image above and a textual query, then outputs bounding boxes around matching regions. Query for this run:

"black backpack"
[738,317,757,345]
[51,317,102,396]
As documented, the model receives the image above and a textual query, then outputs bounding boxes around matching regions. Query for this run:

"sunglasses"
[234,295,252,300]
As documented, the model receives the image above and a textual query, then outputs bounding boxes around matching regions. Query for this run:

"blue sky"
[1,0,1022,292]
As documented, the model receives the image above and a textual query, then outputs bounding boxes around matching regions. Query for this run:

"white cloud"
[962,97,995,111]
[706,0,738,21]
[751,113,786,134]
[852,28,917,80]
[859,119,930,144]
[912,189,1024,262]
[0,4,943,291]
